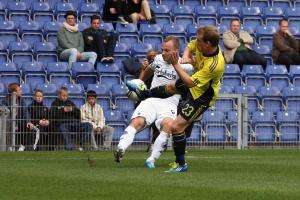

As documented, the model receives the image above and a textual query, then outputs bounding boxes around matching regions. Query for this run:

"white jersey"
[149,54,193,105]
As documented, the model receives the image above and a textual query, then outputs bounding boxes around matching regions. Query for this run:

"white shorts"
[131,98,177,130]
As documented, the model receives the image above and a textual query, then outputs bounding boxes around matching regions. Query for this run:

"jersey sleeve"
[187,40,197,53]
[191,60,214,86]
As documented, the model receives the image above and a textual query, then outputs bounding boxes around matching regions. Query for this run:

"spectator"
[57,10,97,67]
[83,15,118,63]
[223,19,267,70]
[28,90,51,150]
[3,83,34,151]
[49,87,92,150]
[81,90,114,150]
[127,0,154,26]
[272,19,300,70]
[102,0,129,25]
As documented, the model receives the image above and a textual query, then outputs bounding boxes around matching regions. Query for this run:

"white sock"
[117,126,137,151]
[146,131,168,163]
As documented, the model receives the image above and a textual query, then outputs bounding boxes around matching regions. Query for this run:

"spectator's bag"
[122,57,141,75]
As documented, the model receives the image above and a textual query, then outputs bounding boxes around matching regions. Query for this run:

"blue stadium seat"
[7,1,30,22]
[234,85,259,113]
[289,26,300,40]
[263,7,284,26]
[282,86,300,113]
[78,22,89,32]
[112,84,135,112]
[111,122,127,142]
[0,42,8,62]
[46,62,71,87]
[0,62,21,88]
[276,111,298,125]
[255,25,277,44]
[242,65,266,90]
[295,0,300,8]
[285,7,300,23]
[134,127,151,142]
[43,21,63,45]
[31,2,54,24]
[0,20,18,46]
[219,85,234,94]
[21,61,46,90]
[160,0,180,7]
[250,0,270,7]
[182,0,201,6]
[186,24,198,41]
[116,23,139,44]
[34,42,58,63]
[204,0,225,7]
[162,24,186,45]
[150,4,171,26]
[8,41,33,64]
[139,23,163,45]
[216,25,228,35]
[227,0,247,8]
[87,84,111,109]
[171,5,194,28]
[202,110,227,142]
[194,5,217,26]
[20,83,33,105]
[289,65,300,86]
[104,109,124,124]
[55,2,77,22]
[79,2,101,23]
[265,64,290,90]
[19,21,43,46]
[0,2,6,21]
[241,6,263,29]
[114,42,131,59]
[271,0,291,10]
[218,6,240,25]
[251,111,276,142]
[258,86,283,112]
[279,124,300,142]
[187,124,202,143]
[97,63,121,88]
[71,62,98,89]
[35,83,58,95]
[131,43,154,58]
[100,22,114,33]
[222,64,242,87]
[64,83,85,108]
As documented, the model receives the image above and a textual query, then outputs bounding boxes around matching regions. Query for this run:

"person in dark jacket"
[49,87,92,150]
[102,0,128,24]
[3,83,34,151]
[28,90,51,150]
[127,0,154,26]
[82,15,118,63]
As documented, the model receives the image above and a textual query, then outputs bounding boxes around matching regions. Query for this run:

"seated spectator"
[57,10,97,67]
[127,0,154,26]
[223,19,267,70]
[81,90,114,150]
[272,19,300,70]
[102,0,128,24]
[83,15,118,63]
[3,83,34,151]
[49,87,92,150]
[28,90,51,150]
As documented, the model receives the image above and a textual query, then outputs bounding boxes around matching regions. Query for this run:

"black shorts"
[175,79,214,123]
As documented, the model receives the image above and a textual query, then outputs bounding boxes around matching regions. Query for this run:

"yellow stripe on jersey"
[187,40,225,107]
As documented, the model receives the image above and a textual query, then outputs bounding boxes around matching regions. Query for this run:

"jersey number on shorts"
[182,103,194,117]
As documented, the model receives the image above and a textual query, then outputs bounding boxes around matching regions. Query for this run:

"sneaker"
[18,144,25,152]
[118,16,128,25]
[165,163,188,173]
[101,57,108,63]
[106,57,114,63]
[145,161,155,169]
[78,147,84,151]
[126,80,143,99]
[114,148,124,163]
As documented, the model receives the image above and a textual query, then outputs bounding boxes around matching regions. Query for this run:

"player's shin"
[146,131,169,162]
[117,126,137,151]
[172,133,186,166]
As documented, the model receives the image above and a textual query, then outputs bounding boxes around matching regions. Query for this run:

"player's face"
[87,96,96,106]
[66,15,76,26]
[91,19,100,30]
[161,40,176,63]
[230,20,240,34]
[34,91,44,103]
[59,90,69,102]
[196,33,209,52]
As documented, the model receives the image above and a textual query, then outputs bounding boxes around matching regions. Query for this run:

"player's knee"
[130,117,145,130]
[170,122,185,134]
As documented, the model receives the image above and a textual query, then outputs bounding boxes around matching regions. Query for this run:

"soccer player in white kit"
[114,36,193,168]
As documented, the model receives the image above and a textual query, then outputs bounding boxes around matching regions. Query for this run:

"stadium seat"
[160,0,180,7]
[186,24,198,41]
[218,6,240,25]
[21,61,46,90]
[150,4,171,26]
[250,0,269,7]
[64,83,85,108]
[114,42,131,59]
[271,0,292,10]
[182,0,201,6]
[31,2,54,24]
[171,5,194,28]
[139,23,163,45]
[0,20,18,46]
[87,84,112,109]
[43,21,63,44]
[0,42,8,62]
[255,25,277,44]
[242,65,266,90]
[202,110,227,142]
[258,86,283,112]
[79,2,101,23]
[295,0,300,8]
[263,7,284,26]
[222,64,242,88]
[77,22,89,32]
[219,85,234,94]
[282,86,300,113]
[289,65,300,86]
[71,62,98,89]
[100,22,114,33]
[8,41,33,64]
[116,23,139,44]
[134,127,151,142]
[35,83,57,107]
[162,24,186,45]
[204,0,225,7]
[251,111,276,142]
[55,2,77,22]
[241,6,263,29]
[46,62,71,87]
[194,5,218,26]
[265,64,290,90]
[227,0,247,8]
[131,43,154,58]
[187,124,202,143]
[285,7,300,23]
[19,21,43,46]
[240,24,256,36]
[279,124,300,142]
[20,83,33,105]
[276,111,299,125]
[34,42,58,63]
[112,84,135,113]
[7,1,30,22]
[0,62,21,88]
[104,109,124,124]
[234,85,259,113]
[0,2,6,21]
[97,63,121,88]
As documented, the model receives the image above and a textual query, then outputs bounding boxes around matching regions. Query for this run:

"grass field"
[0,150,300,200]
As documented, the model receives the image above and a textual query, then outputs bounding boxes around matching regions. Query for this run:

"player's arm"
[139,61,154,81]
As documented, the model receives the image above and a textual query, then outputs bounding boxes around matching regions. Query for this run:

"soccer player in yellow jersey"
[127,25,225,172]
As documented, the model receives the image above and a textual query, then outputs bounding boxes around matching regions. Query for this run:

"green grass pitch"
[0,150,300,200]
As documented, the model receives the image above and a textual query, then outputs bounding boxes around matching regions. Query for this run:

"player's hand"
[285,29,292,36]
[180,56,192,64]
[76,52,81,60]
[27,123,34,130]
[142,58,149,70]
[168,51,179,66]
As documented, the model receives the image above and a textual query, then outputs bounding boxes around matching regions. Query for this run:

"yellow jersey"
[187,39,225,107]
